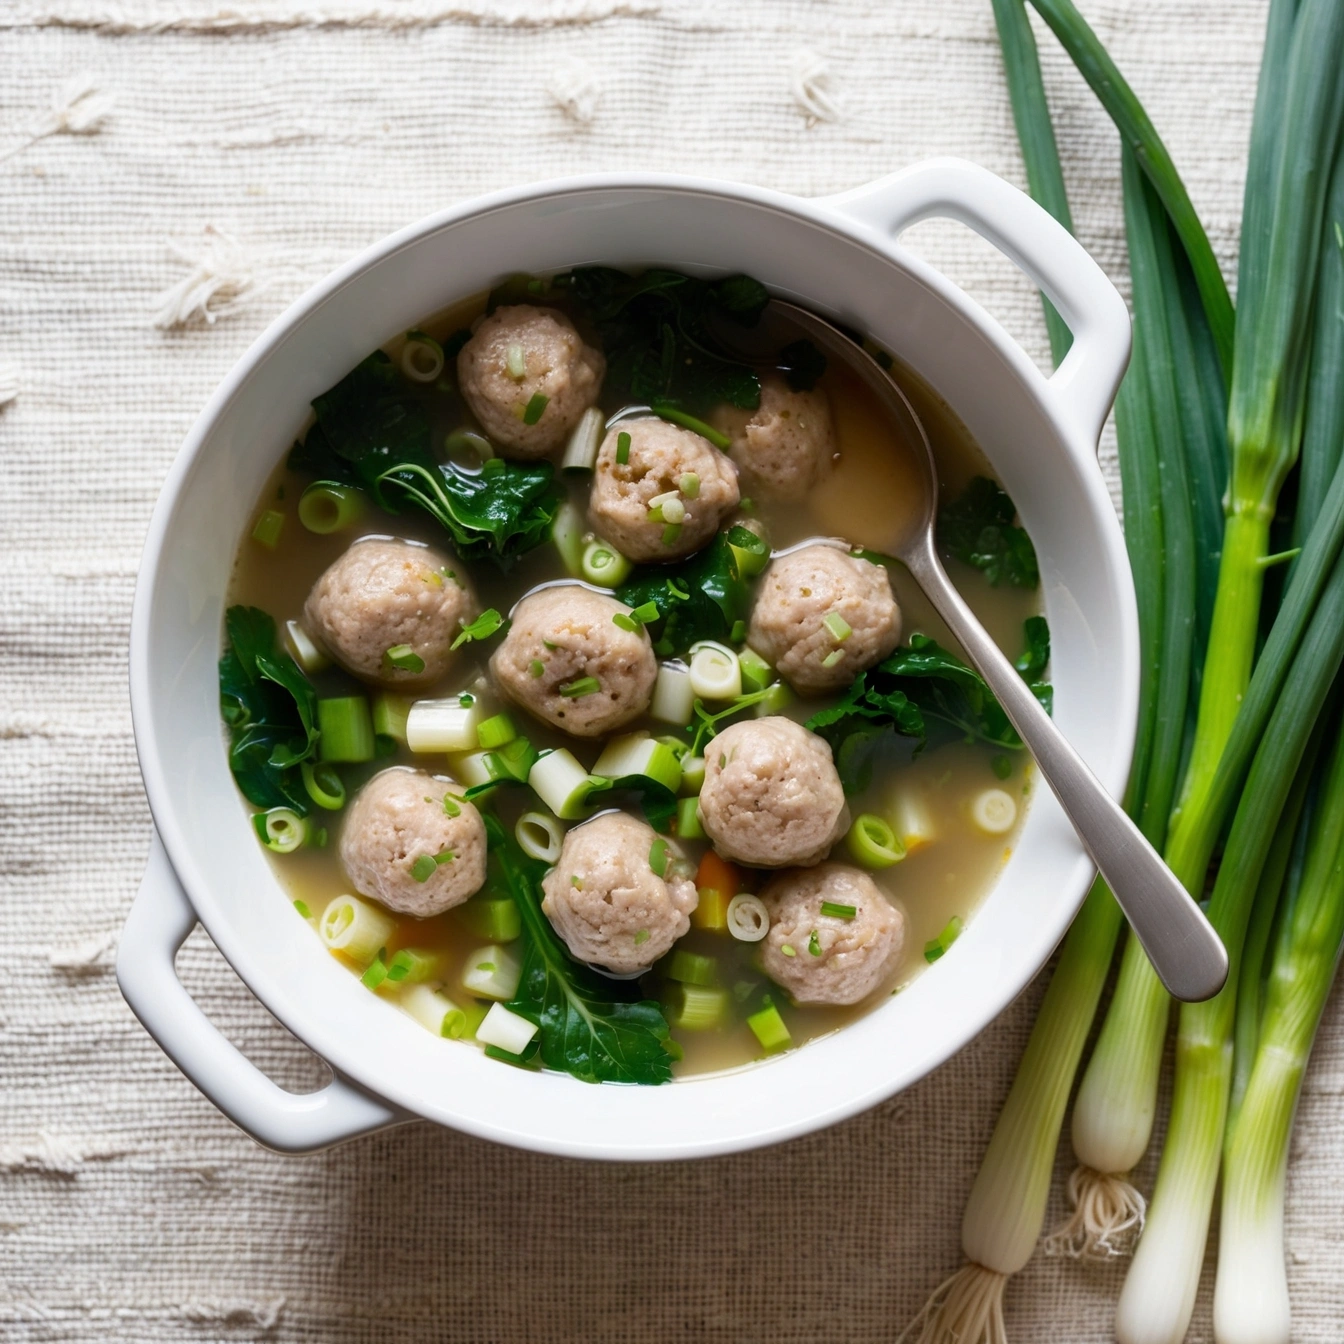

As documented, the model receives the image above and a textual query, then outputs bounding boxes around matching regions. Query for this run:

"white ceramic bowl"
[119,159,1136,1159]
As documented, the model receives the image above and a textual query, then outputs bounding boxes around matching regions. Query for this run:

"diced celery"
[453,897,522,943]
[476,712,518,750]
[739,647,772,692]
[528,749,599,819]
[750,682,795,718]
[668,950,717,986]
[671,984,729,1031]
[372,692,414,744]
[650,663,694,725]
[675,796,704,839]
[747,1002,792,1053]
[591,732,683,795]
[407,695,486,753]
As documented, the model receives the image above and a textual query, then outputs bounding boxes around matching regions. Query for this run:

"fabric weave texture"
[3,2,1341,1340]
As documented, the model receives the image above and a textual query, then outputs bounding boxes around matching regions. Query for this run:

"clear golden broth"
[226,289,1039,1079]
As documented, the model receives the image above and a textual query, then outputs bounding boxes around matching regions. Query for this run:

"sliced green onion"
[688,641,742,701]
[668,950,717,986]
[529,658,545,677]
[372,692,413,745]
[726,523,771,578]
[451,608,504,650]
[401,331,444,383]
[383,643,425,674]
[971,788,1018,835]
[726,893,769,942]
[924,915,964,963]
[739,648,772,693]
[616,430,631,465]
[406,695,484,753]
[515,811,564,864]
[293,899,312,919]
[823,612,852,643]
[462,943,522,1000]
[410,852,453,882]
[298,482,365,534]
[443,428,494,470]
[591,732,683,794]
[730,620,747,644]
[808,930,823,957]
[631,600,660,625]
[649,837,670,878]
[522,392,549,425]
[401,982,468,1038]
[319,895,396,967]
[251,509,284,549]
[385,947,438,984]
[671,983,728,1031]
[361,952,390,989]
[528,748,599,819]
[284,619,329,675]
[846,813,905,869]
[746,1002,791,1053]
[650,403,732,450]
[582,539,633,588]
[253,807,308,854]
[661,523,683,548]
[821,649,845,670]
[675,795,704,839]
[559,676,600,698]
[562,405,605,474]
[679,755,706,795]
[612,613,638,633]
[660,497,687,525]
[317,696,375,763]
[679,472,701,498]
[301,760,346,811]
[820,901,857,920]
[505,342,527,380]
[454,896,523,943]
[441,793,461,817]
[476,713,517,750]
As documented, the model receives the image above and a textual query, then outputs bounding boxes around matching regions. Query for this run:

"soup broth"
[225,279,1041,1081]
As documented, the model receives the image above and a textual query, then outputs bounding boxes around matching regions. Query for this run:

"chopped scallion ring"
[476,712,517,751]
[612,613,638,633]
[923,915,964,963]
[251,509,284,549]
[726,893,770,942]
[661,523,683,547]
[301,760,346,812]
[401,331,444,383]
[582,539,633,588]
[529,658,545,677]
[515,811,564,864]
[298,482,365,535]
[615,431,632,465]
[846,813,905,869]
[443,429,494,471]
[823,612,852,643]
[252,807,308,854]
[808,930,823,957]
[631,600,660,625]
[679,472,700,498]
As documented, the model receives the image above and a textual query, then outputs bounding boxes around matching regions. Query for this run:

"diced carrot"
[695,851,742,899]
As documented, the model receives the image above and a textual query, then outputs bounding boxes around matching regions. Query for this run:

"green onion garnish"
[616,431,631,465]
[410,855,437,882]
[649,837,669,877]
[612,613,639,633]
[821,649,845,669]
[522,392,549,425]
[558,676,601,698]
[634,929,651,945]
[649,403,732,450]
[383,643,425,673]
[529,658,545,677]
[628,601,657,626]
[991,754,1014,780]
[442,794,461,817]
[730,620,747,644]
[476,713,517,750]
[571,875,583,888]
[924,915,964,963]
[823,612,852,643]
[361,953,388,989]
[820,901,857,920]
[780,944,797,958]
[451,608,505,650]
[679,472,700,498]
[505,342,526,380]
[809,930,822,957]
[251,509,285,549]
[293,899,312,919]
[661,523,683,547]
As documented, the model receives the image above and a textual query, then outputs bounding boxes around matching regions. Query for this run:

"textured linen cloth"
[2,1,1340,1340]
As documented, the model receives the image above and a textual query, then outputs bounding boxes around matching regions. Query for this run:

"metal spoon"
[753,301,1228,1003]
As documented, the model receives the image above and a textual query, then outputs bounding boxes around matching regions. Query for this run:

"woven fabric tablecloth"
[3,1,1341,1340]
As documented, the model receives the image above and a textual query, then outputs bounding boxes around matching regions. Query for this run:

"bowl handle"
[820,157,1131,452]
[117,832,405,1153]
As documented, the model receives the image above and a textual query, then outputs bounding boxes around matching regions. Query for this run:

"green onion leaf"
[649,837,669,877]
[559,676,601,699]
[383,643,426,674]
[616,431,631,465]
[451,608,505,650]
[522,392,549,425]
[410,855,437,882]
[820,901,856,920]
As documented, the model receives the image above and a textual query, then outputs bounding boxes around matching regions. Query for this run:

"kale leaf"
[616,529,760,658]
[483,815,674,1085]
[937,477,1039,589]
[557,266,766,414]
[289,352,561,570]
[219,606,319,813]
[807,620,1053,791]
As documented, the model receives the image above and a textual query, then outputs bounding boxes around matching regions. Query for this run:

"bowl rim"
[129,169,1135,1158]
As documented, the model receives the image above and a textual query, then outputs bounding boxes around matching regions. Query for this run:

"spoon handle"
[902,535,1227,1003]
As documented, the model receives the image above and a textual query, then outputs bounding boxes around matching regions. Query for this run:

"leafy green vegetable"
[937,477,1040,588]
[219,606,319,813]
[617,531,758,657]
[557,266,765,413]
[483,815,674,1085]
[779,338,827,392]
[808,621,1052,791]
[289,353,560,570]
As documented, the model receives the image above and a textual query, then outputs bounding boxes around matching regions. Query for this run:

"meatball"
[588,417,739,562]
[748,544,901,695]
[728,374,836,501]
[456,304,605,459]
[490,585,657,737]
[697,717,848,868]
[339,767,487,918]
[303,538,478,690]
[759,864,905,1005]
[540,811,697,973]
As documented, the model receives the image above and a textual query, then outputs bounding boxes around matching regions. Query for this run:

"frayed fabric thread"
[789,48,844,126]
[0,363,17,407]
[546,55,601,125]
[0,72,111,163]
[49,932,116,974]
[0,1130,129,1177]
[152,225,338,329]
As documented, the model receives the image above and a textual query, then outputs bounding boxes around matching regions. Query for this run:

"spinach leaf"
[807,621,1052,791]
[557,266,765,414]
[616,531,756,658]
[937,477,1039,589]
[219,606,319,813]
[483,815,674,1085]
[289,353,561,570]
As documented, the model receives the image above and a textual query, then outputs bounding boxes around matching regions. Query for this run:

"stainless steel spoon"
[758,300,1228,1003]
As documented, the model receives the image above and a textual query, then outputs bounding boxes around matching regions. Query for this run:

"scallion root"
[1043,1165,1146,1259]
[896,1264,1007,1344]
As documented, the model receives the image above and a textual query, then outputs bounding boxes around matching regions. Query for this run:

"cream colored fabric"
[4,2,1339,1340]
